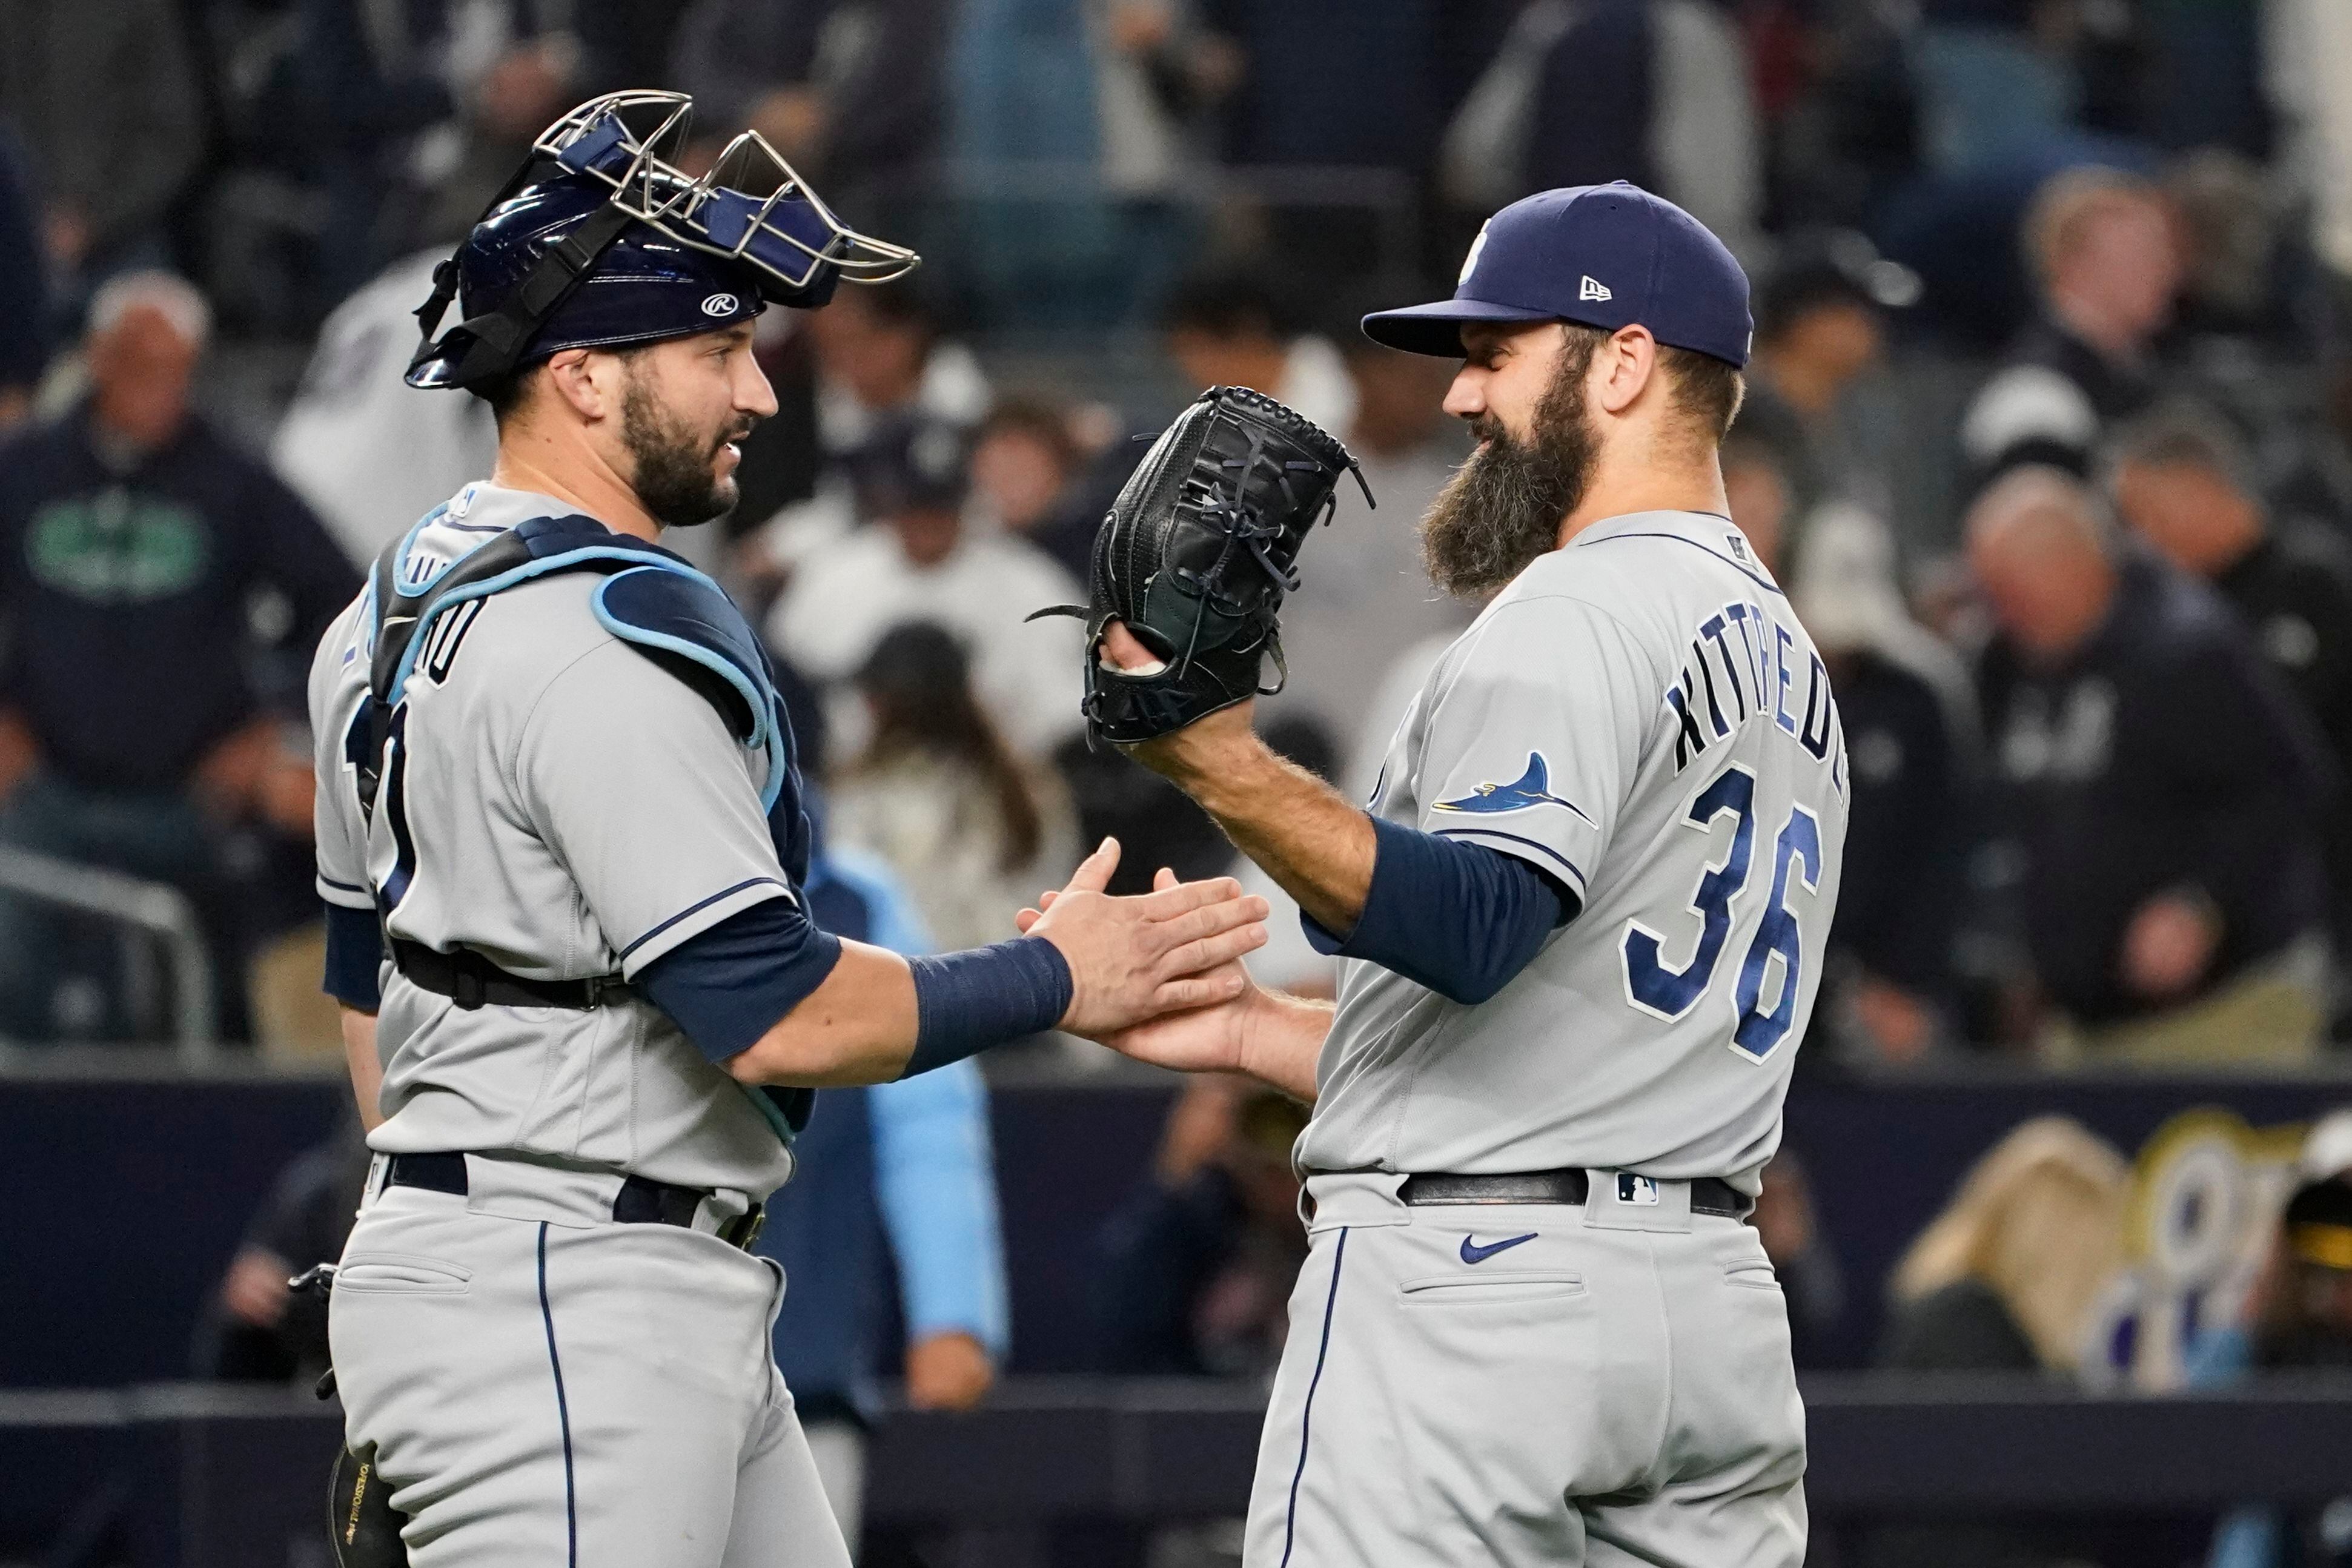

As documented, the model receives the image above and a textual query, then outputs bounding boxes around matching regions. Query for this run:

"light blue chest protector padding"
[355,509,810,1144]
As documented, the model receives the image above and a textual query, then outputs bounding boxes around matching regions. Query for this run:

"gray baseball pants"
[1243,1170,1808,1567]
[328,1154,851,1568]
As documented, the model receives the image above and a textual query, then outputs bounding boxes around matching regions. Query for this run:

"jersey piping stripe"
[319,873,369,895]
[617,876,792,959]
[1578,532,1787,598]
[1431,826,1588,893]
[537,1223,579,1568]
[1280,1225,1348,1568]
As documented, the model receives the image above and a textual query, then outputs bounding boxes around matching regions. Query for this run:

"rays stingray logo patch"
[1432,753,1595,824]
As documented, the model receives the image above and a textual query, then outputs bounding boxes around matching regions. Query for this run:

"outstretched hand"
[1025,840,1269,1040]
[1022,864,1267,1073]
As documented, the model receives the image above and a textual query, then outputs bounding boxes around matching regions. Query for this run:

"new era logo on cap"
[1360,182,1754,368]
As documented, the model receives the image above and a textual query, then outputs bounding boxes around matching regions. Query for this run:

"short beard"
[621,365,746,530]
[1419,332,1603,598]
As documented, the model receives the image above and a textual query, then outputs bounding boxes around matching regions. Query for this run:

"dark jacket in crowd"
[0,408,359,792]
[1977,552,2333,1024]
[1094,1164,1294,1377]
[0,130,45,392]
[671,0,949,187]
[1969,316,2161,485]
[2210,526,2352,951]
[0,0,204,260]
[196,1120,371,1383]
[1826,650,1968,1003]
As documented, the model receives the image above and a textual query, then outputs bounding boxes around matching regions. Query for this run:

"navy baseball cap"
[1362,183,1754,368]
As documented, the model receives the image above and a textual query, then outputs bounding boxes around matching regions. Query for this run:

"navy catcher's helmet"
[408,90,917,392]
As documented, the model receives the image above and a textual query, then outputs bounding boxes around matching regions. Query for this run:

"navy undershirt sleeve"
[1304,815,1575,1005]
[636,895,845,1064]
[322,904,384,1011]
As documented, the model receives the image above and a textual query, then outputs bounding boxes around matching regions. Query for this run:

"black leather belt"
[383,1153,765,1249]
[1396,1168,1752,1219]
[391,939,631,1011]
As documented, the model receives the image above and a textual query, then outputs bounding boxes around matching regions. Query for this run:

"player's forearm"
[726,939,922,1087]
[338,1005,385,1133]
[1236,986,1332,1102]
[1158,733,1376,935]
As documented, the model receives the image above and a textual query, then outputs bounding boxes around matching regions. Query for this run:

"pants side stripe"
[537,1222,578,1568]
[1280,1225,1349,1568]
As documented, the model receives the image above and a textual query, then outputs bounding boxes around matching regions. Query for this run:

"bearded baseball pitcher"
[1039,182,1849,1566]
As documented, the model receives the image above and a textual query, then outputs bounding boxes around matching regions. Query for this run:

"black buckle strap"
[1396,1168,1752,1219]
[383,1154,765,1249]
[391,939,629,1011]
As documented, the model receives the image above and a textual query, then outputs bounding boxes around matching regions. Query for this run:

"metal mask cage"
[534,90,919,294]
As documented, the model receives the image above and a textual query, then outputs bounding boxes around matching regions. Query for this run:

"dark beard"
[621,370,747,530]
[1419,334,1603,598]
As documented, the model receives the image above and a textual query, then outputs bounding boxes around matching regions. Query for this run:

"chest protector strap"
[353,510,790,982]
[355,512,789,821]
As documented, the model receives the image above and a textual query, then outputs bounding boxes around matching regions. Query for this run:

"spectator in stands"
[0,274,359,1042]
[196,1117,369,1384]
[1161,270,1356,437]
[1967,467,2332,1063]
[743,281,991,579]
[828,621,1079,954]
[760,835,1009,1556]
[0,0,203,306]
[967,395,1097,583]
[671,0,947,191]
[271,248,502,567]
[1909,0,2089,175]
[1730,443,1974,1062]
[767,416,1084,756]
[1263,331,1470,761]
[1093,1076,1310,1376]
[2191,1171,2352,1568]
[945,0,1227,328]
[1868,1117,2130,1568]
[0,129,46,429]
[1961,170,2182,486]
[2111,405,2352,984]
[1738,233,1918,529]
[1439,0,1764,263]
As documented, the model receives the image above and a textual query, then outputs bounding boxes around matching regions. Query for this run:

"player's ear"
[1593,326,1658,418]
[542,348,612,424]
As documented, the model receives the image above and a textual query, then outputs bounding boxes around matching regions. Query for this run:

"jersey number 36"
[1620,761,1823,1061]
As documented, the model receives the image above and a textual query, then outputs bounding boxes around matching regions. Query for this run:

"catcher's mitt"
[1032,385,1372,744]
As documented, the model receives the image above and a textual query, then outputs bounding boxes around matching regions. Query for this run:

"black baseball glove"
[1032,385,1371,745]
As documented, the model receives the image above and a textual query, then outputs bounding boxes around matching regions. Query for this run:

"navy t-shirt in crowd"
[1978,552,2334,1023]
[0,406,360,792]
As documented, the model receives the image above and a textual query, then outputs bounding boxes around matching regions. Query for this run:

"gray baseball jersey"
[310,482,800,1199]
[1297,508,1849,1192]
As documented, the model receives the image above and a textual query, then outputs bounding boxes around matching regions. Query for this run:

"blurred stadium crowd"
[2,0,2352,1563]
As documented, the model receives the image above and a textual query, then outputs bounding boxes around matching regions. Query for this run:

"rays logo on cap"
[1459,223,1491,286]
[701,293,740,317]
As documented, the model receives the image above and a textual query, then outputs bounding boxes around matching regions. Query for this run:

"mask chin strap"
[408,198,638,388]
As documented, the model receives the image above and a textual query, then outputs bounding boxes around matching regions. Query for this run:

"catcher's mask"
[408,90,918,392]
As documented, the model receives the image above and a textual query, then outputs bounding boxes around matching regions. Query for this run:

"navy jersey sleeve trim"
[322,903,384,1011]
[319,873,370,896]
[1302,816,1572,1005]
[1430,825,1588,895]
[618,876,792,959]
[634,897,844,1064]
